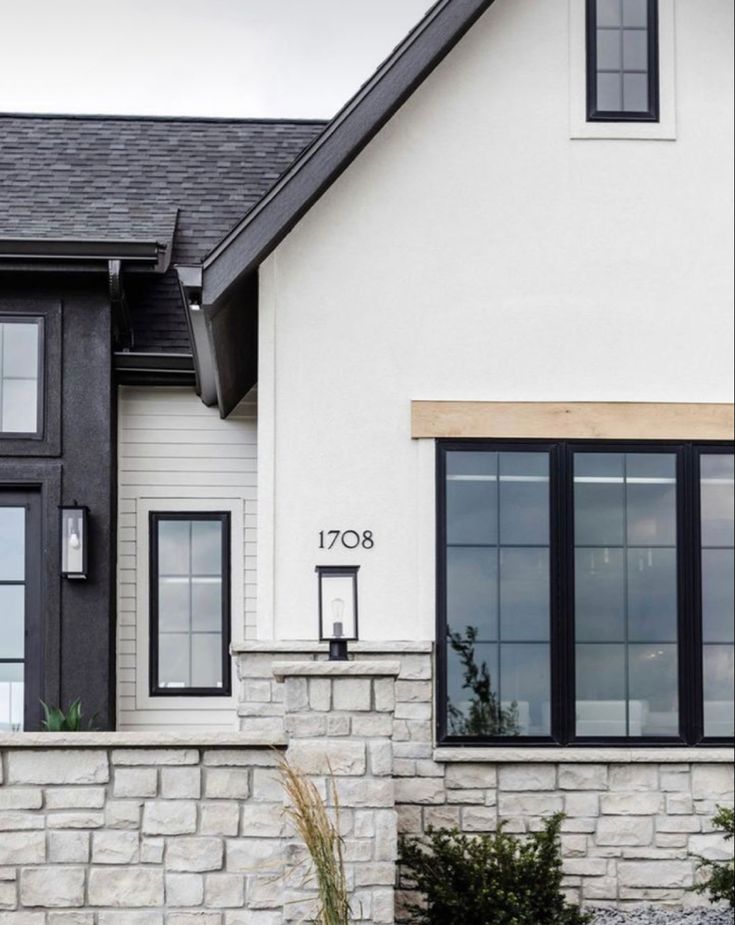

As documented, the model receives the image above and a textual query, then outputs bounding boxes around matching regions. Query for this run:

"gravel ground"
[591,909,733,925]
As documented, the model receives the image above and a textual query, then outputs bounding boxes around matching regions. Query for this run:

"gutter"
[0,238,169,271]
[114,352,196,387]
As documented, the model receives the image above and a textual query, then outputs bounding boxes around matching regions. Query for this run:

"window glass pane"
[629,644,678,736]
[576,644,627,736]
[158,520,190,576]
[575,547,625,642]
[597,73,622,113]
[574,452,678,737]
[575,453,625,546]
[0,663,24,732]
[447,547,497,641]
[1,380,38,434]
[597,29,621,70]
[192,634,223,688]
[627,547,677,641]
[0,585,24,659]
[498,453,549,545]
[0,507,25,581]
[500,644,551,736]
[701,455,735,547]
[2,323,39,379]
[446,451,497,545]
[597,0,622,27]
[623,72,649,111]
[622,0,647,27]
[192,520,222,575]
[154,516,227,692]
[446,640,505,736]
[702,549,735,643]
[158,633,190,688]
[623,28,648,69]
[703,645,735,738]
[499,547,549,642]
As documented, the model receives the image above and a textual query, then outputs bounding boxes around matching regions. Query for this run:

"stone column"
[274,660,400,924]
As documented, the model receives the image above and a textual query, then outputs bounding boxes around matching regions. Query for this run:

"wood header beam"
[411,401,735,441]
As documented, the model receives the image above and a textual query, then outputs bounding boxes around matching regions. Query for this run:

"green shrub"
[40,699,94,731]
[694,805,735,909]
[399,814,592,925]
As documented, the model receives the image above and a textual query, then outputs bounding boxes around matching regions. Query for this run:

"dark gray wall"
[0,272,116,730]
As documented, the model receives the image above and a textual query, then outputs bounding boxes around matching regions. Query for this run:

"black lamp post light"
[316,565,359,660]
[60,503,89,580]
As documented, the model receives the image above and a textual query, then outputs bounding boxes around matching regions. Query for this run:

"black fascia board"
[201,0,497,312]
[113,352,196,387]
[0,239,164,264]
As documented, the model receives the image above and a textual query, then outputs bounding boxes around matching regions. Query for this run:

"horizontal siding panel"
[120,457,256,473]
[121,443,256,460]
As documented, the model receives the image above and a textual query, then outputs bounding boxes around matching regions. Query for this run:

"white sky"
[0,0,434,119]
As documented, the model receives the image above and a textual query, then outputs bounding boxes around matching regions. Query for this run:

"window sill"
[0,731,286,749]
[434,746,734,764]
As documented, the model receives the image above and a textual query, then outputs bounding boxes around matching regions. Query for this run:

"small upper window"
[587,0,659,122]
[0,317,43,437]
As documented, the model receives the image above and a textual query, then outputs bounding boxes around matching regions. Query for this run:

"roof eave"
[0,238,171,272]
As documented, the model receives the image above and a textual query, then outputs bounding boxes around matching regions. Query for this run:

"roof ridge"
[0,111,328,125]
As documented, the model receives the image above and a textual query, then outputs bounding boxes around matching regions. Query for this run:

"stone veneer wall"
[236,643,735,916]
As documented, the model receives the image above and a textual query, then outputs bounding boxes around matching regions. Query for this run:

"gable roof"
[0,114,325,352]
[201,0,496,312]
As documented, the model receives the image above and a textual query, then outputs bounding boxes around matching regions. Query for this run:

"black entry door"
[0,491,41,731]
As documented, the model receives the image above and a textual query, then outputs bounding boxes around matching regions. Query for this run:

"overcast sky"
[0,0,433,119]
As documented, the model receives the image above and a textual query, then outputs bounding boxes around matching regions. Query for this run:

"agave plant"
[40,699,95,731]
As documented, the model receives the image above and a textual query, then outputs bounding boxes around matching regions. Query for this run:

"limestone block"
[599,792,663,815]
[166,872,204,906]
[48,831,90,864]
[394,703,432,721]
[656,814,700,833]
[225,838,281,872]
[201,803,240,837]
[285,714,327,738]
[691,765,735,800]
[374,811,398,862]
[396,805,422,834]
[0,812,43,830]
[326,715,351,736]
[239,804,285,838]
[161,767,201,800]
[92,831,140,864]
[372,887,395,924]
[6,751,108,785]
[88,867,164,906]
[284,678,309,713]
[332,679,371,712]
[369,740,393,777]
[0,833,45,865]
[397,655,432,680]
[608,765,658,792]
[105,800,142,829]
[0,913,45,925]
[689,832,732,860]
[395,681,432,703]
[498,792,563,817]
[250,769,282,803]
[617,860,694,889]
[165,837,224,872]
[583,876,618,900]
[0,789,42,810]
[563,858,608,877]
[0,881,15,912]
[394,778,444,806]
[666,793,694,815]
[98,914,163,925]
[445,763,497,790]
[141,838,165,864]
[113,768,158,798]
[660,771,690,792]
[45,787,106,809]
[142,801,197,835]
[596,815,654,846]
[558,765,608,791]
[205,874,245,907]
[287,741,366,776]
[244,680,272,703]
[111,749,199,766]
[47,811,105,829]
[352,715,394,737]
[20,868,85,907]
[204,750,278,768]
[338,779,394,808]
[462,806,498,832]
[308,679,331,712]
[47,914,95,925]
[374,678,396,713]
[205,769,250,800]
[564,792,600,817]
[424,806,460,829]
[499,764,557,792]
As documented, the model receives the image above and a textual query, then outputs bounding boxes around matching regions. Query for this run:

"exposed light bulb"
[69,532,80,550]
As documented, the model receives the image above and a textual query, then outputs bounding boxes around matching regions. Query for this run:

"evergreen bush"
[694,805,735,909]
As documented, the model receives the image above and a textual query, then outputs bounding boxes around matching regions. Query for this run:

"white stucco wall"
[258,0,734,641]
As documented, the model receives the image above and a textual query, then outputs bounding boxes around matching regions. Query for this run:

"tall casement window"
[587,0,659,122]
[149,513,231,696]
[437,442,735,746]
[0,317,43,437]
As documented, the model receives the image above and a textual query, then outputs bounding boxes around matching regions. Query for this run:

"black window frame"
[0,315,45,441]
[149,511,232,698]
[586,0,660,123]
[436,439,735,748]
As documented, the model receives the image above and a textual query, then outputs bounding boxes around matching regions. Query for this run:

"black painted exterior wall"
[0,272,116,730]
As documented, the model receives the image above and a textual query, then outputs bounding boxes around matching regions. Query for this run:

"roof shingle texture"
[0,114,325,351]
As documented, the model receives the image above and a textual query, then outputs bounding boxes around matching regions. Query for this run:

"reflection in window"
[588,0,658,121]
[151,514,230,695]
[700,454,735,737]
[0,506,25,731]
[574,453,678,737]
[444,451,551,737]
[0,319,42,435]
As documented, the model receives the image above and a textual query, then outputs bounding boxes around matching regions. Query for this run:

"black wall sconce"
[60,504,89,580]
[316,565,359,661]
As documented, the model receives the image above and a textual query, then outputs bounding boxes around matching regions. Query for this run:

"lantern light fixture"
[60,503,89,580]
[316,565,359,661]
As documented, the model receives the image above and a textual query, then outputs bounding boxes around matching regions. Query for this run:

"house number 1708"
[318,530,374,550]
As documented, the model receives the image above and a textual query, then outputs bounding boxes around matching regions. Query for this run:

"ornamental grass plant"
[399,813,592,925]
[279,756,352,925]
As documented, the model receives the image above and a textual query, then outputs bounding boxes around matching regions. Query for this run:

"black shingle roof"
[0,114,325,351]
